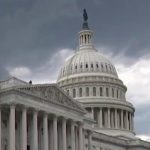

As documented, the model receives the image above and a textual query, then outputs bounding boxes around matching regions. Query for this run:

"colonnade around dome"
[86,107,134,133]
[64,85,125,101]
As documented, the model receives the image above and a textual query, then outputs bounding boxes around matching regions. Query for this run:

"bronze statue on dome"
[82,9,89,29]
[83,9,88,22]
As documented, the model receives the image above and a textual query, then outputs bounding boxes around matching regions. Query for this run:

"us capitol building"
[0,11,150,150]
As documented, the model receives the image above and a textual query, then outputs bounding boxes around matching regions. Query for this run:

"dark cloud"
[0,0,150,77]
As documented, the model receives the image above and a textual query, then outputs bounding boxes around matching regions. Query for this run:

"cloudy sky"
[0,0,150,141]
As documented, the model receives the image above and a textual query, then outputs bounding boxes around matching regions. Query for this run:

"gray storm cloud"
[0,0,150,80]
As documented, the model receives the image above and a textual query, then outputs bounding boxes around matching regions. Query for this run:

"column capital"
[62,117,67,121]
[10,104,16,108]
[22,106,27,111]
[43,112,48,117]
[78,121,84,127]
[32,109,39,115]
[53,114,58,120]
[70,119,76,125]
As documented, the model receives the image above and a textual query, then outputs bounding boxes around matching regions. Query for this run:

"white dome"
[57,25,135,138]
[58,48,118,81]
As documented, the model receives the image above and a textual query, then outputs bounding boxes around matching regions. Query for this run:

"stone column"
[121,110,124,129]
[62,118,67,150]
[83,34,85,44]
[91,107,94,119]
[21,107,27,150]
[88,131,92,150]
[53,116,58,150]
[32,110,38,150]
[99,108,102,128]
[0,108,1,150]
[115,109,118,129]
[71,121,75,150]
[96,87,100,97]
[109,88,112,97]
[103,86,106,97]
[75,126,78,150]
[70,88,73,97]
[108,108,110,128]
[100,108,103,128]
[43,113,48,150]
[97,109,100,128]
[49,121,53,150]
[126,111,129,130]
[76,87,79,97]
[131,113,134,131]
[79,123,83,150]
[129,112,132,131]
[9,105,15,150]
[82,87,84,97]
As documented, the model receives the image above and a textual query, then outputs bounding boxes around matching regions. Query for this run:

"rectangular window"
[100,87,103,96]
[106,88,109,97]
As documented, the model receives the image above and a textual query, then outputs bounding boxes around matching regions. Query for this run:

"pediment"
[0,77,28,90]
[16,84,85,113]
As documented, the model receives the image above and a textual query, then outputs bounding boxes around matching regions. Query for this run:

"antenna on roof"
[29,80,32,84]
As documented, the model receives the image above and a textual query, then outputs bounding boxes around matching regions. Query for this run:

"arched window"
[112,88,114,98]
[80,63,82,69]
[100,87,103,96]
[73,89,76,98]
[96,63,99,68]
[106,64,108,71]
[106,88,109,97]
[67,90,69,95]
[117,89,119,98]
[86,64,88,68]
[85,35,87,43]
[109,66,112,72]
[91,64,93,68]
[93,87,96,96]
[101,64,104,72]
[86,87,89,96]
[79,88,82,97]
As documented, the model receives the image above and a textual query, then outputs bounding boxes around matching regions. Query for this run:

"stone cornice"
[58,75,127,91]
[80,100,135,112]
[0,84,86,114]
[127,139,150,148]
[92,131,127,147]
[92,132,150,148]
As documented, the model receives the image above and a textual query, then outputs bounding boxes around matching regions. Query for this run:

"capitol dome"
[57,47,118,81]
[57,15,135,138]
